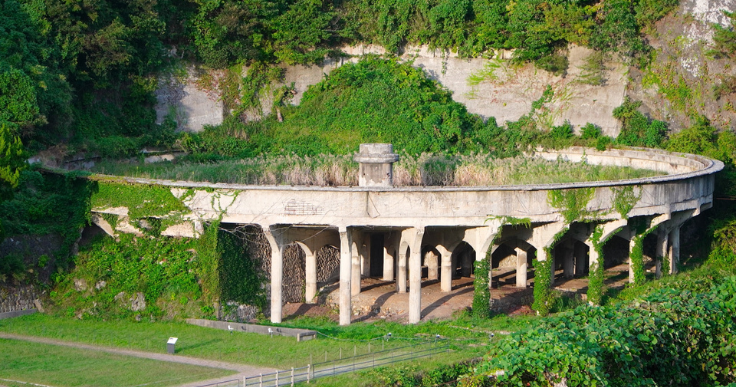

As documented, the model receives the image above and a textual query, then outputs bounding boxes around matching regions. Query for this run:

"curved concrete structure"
[91,147,723,325]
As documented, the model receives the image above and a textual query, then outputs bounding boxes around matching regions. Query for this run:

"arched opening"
[603,235,630,269]
[282,243,306,303]
[316,245,340,286]
[491,243,517,287]
[369,233,384,277]
[421,246,440,280]
[451,242,475,278]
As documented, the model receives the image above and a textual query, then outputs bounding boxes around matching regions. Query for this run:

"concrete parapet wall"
[186,318,317,340]
[92,148,722,228]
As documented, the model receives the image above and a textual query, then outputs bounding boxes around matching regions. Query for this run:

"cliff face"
[154,0,736,137]
[631,0,736,131]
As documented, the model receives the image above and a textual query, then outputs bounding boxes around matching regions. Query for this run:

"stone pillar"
[426,250,439,280]
[397,249,407,293]
[563,246,575,279]
[353,144,400,187]
[305,252,317,304]
[588,242,599,272]
[351,235,361,296]
[383,245,395,281]
[361,237,371,277]
[440,251,452,292]
[263,226,285,324]
[409,229,425,324]
[628,239,636,283]
[574,242,587,277]
[669,226,680,275]
[656,229,669,278]
[339,228,353,326]
[515,247,527,288]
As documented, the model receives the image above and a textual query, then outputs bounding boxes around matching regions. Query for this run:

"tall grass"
[91,153,663,187]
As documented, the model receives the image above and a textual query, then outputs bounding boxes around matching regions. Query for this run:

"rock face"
[130,292,146,311]
[629,0,736,131]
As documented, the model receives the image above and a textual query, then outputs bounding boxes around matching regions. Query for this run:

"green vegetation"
[472,252,491,319]
[0,312,529,369]
[613,97,668,147]
[547,188,596,223]
[0,339,233,387]
[92,153,663,187]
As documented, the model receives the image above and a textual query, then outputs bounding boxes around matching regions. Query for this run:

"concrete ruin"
[91,147,723,325]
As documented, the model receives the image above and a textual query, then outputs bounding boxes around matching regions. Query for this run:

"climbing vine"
[611,186,641,218]
[630,224,658,285]
[472,250,491,320]
[547,188,596,223]
[533,226,569,316]
[660,252,670,277]
[586,224,621,305]
[92,181,189,219]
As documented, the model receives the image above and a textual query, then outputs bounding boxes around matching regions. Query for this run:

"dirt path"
[0,333,276,387]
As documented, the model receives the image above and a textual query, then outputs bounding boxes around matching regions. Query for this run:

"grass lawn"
[0,313,532,369]
[0,338,234,387]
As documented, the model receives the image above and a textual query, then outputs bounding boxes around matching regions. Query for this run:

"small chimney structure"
[354,143,399,187]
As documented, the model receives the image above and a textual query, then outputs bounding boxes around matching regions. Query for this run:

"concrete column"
[397,249,407,293]
[588,242,599,272]
[440,251,452,292]
[628,239,636,283]
[339,227,353,326]
[515,247,527,288]
[263,227,285,324]
[574,242,587,277]
[361,237,371,277]
[305,252,317,304]
[669,226,680,275]
[383,245,394,281]
[351,230,362,296]
[563,247,575,279]
[427,251,439,280]
[656,229,669,278]
[550,253,556,285]
[409,229,425,324]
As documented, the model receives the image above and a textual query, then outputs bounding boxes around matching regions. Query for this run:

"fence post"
[259,373,263,387]
[307,364,311,384]
[275,371,278,387]
[372,353,375,369]
[291,368,294,386]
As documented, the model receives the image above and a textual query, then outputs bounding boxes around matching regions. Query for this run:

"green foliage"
[613,97,668,147]
[91,182,188,220]
[0,170,93,269]
[549,121,574,140]
[587,225,605,305]
[630,234,647,284]
[577,52,607,86]
[0,124,25,195]
[217,228,266,308]
[195,221,220,306]
[547,188,596,223]
[472,252,491,320]
[590,0,646,58]
[709,11,736,58]
[581,123,603,139]
[611,185,640,218]
[531,258,552,316]
[52,234,200,320]
[468,276,736,386]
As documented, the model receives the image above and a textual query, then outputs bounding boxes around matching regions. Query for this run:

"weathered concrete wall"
[0,285,40,314]
[155,69,224,132]
[157,45,627,135]
[93,148,722,229]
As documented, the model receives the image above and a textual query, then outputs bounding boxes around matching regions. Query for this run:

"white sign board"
[167,337,178,345]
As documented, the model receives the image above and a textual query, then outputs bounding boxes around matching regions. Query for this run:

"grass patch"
[91,154,663,187]
[0,338,233,387]
[0,312,533,370]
